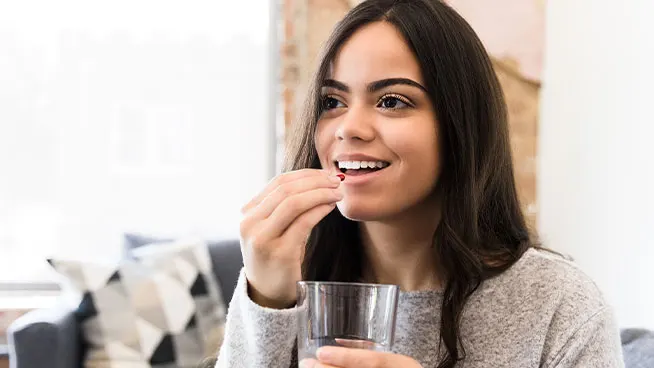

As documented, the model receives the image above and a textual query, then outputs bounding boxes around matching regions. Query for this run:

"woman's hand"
[299,346,423,368]
[239,169,343,309]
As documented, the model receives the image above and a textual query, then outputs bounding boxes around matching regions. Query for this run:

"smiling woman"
[216,0,624,367]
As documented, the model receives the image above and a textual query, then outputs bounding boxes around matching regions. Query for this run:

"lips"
[332,154,391,182]
[342,168,381,176]
[331,164,390,186]
[336,160,388,171]
[339,165,388,184]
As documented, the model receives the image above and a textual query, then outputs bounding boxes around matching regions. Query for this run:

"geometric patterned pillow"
[130,240,227,359]
[47,240,226,368]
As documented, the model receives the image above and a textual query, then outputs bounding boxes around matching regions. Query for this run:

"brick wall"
[280,0,539,224]
[494,59,539,225]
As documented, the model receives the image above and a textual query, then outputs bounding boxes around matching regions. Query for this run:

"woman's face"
[315,21,441,221]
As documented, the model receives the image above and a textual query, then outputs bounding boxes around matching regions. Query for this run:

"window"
[0,0,276,284]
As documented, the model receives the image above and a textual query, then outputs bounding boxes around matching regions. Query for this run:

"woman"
[216,0,624,367]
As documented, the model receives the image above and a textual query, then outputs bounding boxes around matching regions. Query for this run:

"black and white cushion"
[48,240,226,367]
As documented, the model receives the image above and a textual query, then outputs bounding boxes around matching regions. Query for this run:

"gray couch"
[7,238,243,368]
[7,238,654,368]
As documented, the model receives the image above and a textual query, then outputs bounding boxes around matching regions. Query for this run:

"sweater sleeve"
[545,306,625,368]
[215,268,299,368]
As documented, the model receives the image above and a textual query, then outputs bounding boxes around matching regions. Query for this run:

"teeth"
[337,161,389,170]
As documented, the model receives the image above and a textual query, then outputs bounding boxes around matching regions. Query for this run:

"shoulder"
[502,252,624,366]
[477,247,609,320]
[464,249,622,366]
[512,248,607,310]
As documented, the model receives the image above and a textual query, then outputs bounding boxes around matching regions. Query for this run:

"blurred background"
[0,0,653,365]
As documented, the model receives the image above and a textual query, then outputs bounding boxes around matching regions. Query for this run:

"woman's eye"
[322,96,344,111]
[377,95,410,110]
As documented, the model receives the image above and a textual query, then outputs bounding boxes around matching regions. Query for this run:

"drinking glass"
[296,281,399,362]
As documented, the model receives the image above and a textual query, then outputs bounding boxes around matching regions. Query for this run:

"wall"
[447,0,544,81]
[539,0,654,329]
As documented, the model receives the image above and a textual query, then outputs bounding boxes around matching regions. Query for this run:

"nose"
[335,103,375,142]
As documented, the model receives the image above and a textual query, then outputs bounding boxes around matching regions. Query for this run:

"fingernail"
[329,175,342,184]
[337,173,345,181]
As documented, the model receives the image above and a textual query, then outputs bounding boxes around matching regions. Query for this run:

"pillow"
[122,233,173,257]
[130,239,227,356]
[48,240,226,368]
[122,233,244,305]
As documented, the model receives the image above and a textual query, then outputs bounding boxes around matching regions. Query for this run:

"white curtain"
[0,0,276,283]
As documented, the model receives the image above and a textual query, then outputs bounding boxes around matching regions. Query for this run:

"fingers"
[256,188,342,240]
[302,347,413,368]
[299,358,338,368]
[315,346,401,368]
[300,360,338,368]
[283,203,337,244]
[251,173,342,221]
[241,169,330,214]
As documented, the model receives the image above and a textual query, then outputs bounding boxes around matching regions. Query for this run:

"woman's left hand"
[299,346,423,368]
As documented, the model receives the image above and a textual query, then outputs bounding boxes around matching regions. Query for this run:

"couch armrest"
[621,328,654,368]
[7,306,81,368]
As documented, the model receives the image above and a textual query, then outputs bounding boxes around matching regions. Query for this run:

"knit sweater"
[215,248,624,367]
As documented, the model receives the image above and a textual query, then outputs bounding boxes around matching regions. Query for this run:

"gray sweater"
[215,248,624,367]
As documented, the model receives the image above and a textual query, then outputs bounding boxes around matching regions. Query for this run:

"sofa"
[7,238,243,368]
[7,238,654,368]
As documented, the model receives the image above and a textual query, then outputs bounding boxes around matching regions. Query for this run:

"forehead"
[329,21,424,87]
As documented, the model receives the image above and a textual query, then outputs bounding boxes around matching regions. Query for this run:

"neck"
[360,194,442,292]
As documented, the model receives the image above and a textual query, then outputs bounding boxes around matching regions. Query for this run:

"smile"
[335,160,391,177]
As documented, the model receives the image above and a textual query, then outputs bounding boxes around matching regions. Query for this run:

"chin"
[336,200,392,222]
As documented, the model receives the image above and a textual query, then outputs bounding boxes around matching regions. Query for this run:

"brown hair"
[284,0,534,366]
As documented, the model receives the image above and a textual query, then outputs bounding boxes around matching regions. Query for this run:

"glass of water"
[296,281,399,362]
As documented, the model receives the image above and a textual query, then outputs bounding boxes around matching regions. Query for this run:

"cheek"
[385,122,439,166]
[385,123,441,197]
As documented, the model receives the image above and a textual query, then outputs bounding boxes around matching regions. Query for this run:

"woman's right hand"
[239,169,344,309]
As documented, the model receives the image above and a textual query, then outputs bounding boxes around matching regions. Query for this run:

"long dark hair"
[284,0,534,366]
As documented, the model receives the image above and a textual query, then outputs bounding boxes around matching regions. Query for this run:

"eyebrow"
[322,78,428,93]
